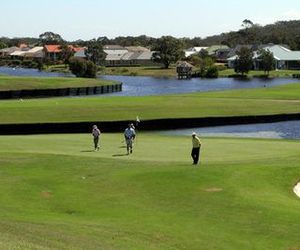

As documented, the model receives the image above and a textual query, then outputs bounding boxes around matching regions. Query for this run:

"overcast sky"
[1,0,300,40]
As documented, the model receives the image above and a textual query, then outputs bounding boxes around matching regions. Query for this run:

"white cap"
[192,132,196,136]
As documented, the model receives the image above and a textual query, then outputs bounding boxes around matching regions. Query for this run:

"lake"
[0,66,299,96]
[158,120,300,140]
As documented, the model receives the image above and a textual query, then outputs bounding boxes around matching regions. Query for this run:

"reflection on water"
[158,120,300,140]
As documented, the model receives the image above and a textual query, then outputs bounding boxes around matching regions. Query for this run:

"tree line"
[2,20,300,50]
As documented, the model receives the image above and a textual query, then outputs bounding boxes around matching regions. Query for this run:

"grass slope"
[0,133,299,249]
[0,83,300,124]
[0,76,117,91]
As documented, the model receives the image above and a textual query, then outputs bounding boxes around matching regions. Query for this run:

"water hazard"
[0,67,299,96]
[158,120,300,140]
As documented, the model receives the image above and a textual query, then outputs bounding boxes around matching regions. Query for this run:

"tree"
[85,38,106,65]
[199,57,215,76]
[0,41,7,49]
[187,54,201,66]
[39,32,64,45]
[242,19,254,29]
[258,49,275,75]
[205,66,219,78]
[69,57,97,78]
[199,49,209,59]
[234,47,253,76]
[85,60,98,78]
[59,44,74,64]
[152,36,184,69]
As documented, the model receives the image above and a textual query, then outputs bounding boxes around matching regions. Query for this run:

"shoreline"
[0,113,299,135]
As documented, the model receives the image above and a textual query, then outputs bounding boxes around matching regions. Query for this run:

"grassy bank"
[219,68,300,78]
[100,65,177,78]
[0,83,299,124]
[44,64,177,78]
[0,76,117,91]
[0,133,299,249]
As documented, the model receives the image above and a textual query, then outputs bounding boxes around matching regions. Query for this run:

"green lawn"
[0,76,117,91]
[100,65,177,78]
[0,133,299,249]
[44,64,178,78]
[219,68,300,78]
[0,83,299,124]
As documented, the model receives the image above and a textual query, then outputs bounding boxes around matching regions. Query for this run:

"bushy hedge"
[69,57,97,78]
[205,66,219,78]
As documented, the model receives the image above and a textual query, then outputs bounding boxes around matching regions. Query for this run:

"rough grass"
[0,76,117,91]
[0,133,299,249]
[0,83,300,124]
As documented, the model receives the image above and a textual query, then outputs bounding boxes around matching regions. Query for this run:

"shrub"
[85,60,97,78]
[69,57,97,78]
[121,68,129,73]
[205,66,219,78]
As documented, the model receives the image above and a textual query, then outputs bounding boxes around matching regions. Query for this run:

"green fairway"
[0,133,299,249]
[0,76,116,91]
[0,83,299,124]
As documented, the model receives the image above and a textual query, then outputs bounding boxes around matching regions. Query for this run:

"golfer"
[124,124,136,154]
[92,125,101,151]
[191,132,202,165]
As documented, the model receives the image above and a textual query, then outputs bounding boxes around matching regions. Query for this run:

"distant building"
[104,45,156,66]
[184,47,208,58]
[23,47,45,59]
[206,45,229,56]
[44,45,84,61]
[74,48,86,58]
[0,47,20,57]
[227,45,300,70]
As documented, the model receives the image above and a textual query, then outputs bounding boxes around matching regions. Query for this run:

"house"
[215,48,231,62]
[23,47,44,59]
[9,46,45,60]
[125,46,151,53]
[206,45,229,56]
[0,46,20,57]
[184,47,208,58]
[105,50,155,67]
[104,45,155,66]
[44,45,84,61]
[227,45,300,70]
[103,45,128,56]
[74,48,86,58]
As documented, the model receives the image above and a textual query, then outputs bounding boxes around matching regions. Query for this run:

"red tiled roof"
[45,45,61,53]
[45,45,85,53]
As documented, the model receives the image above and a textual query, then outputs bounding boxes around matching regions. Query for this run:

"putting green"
[0,133,299,249]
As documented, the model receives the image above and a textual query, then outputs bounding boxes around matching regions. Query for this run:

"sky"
[1,0,300,41]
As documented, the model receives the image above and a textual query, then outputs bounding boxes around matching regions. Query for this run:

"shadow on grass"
[81,150,95,153]
[112,154,128,157]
